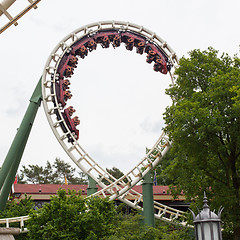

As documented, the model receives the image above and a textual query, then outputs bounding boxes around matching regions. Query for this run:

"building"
[12,184,189,211]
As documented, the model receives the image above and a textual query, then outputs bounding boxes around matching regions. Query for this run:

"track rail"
[41,21,185,224]
[0,215,29,233]
[0,0,41,34]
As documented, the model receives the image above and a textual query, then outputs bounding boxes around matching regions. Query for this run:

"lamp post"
[190,192,223,240]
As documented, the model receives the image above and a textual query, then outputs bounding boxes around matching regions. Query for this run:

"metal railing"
[0,215,30,233]
[0,0,41,34]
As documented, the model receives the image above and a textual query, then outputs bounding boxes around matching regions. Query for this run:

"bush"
[27,189,117,239]
[0,194,34,240]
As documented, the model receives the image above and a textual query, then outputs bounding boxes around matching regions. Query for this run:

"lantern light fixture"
[190,192,223,240]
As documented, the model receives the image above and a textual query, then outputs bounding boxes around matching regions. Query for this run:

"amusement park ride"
[0,1,187,234]
[0,0,40,34]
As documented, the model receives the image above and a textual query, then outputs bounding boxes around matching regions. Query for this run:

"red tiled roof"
[14,184,90,194]
[13,184,171,195]
[133,185,170,195]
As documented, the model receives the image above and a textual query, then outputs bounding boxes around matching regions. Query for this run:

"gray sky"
[0,0,240,174]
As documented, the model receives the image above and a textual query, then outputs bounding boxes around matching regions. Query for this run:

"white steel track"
[0,0,41,34]
[41,21,185,224]
[0,215,29,233]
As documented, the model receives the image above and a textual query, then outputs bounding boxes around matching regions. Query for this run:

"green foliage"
[106,167,124,180]
[156,221,195,240]
[102,214,194,240]
[163,47,240,238]
[18,158,88,184]
[103,214,159,240]
[101,167,126,185]
[0,195,34,240]
[19,190,193,240]
[27,189,118,239]
[0,191,194,239]
[0,194,34,219]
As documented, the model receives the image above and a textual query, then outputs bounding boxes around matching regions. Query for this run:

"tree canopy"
[163,47,240,239]
[18,158,88,184]
[0,195,34,240]
[27,189,117,239]
[0,191,194,239]
[26,189,193,240]
[100,167,125,185]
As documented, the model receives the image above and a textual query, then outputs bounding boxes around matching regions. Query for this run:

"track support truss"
[0,77,42,210]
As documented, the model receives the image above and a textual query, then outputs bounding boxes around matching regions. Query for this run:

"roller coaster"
[0,3,187,234]
[42,19,181,221]
[0,0,40,34]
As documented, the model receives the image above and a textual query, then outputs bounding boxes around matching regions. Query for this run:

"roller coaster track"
[41,21,186,224]
[0,216,29,233]
[0,21,187,232]
[0,0,41,34]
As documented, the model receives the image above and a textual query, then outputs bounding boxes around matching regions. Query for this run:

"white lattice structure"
[41,20,186,224]
[0,0,41,34]
[0,21,188,232]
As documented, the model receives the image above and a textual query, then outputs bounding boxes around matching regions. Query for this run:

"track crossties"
[52,29,173,143]
[42,21,183,224]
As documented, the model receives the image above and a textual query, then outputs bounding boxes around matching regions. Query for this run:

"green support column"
[0,77,42,210]
[142,170,155,227]
[87,176,98,196]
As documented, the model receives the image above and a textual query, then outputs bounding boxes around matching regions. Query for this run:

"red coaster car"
[94,30,120,48]
[121,31,146,53]
[145,45,168,74]
[57,54,76,79]
[71,36,97,58]
[55,79,72,108]
[62,108,80,141]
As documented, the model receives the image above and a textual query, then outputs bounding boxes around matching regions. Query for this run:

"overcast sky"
[0,0,240,175]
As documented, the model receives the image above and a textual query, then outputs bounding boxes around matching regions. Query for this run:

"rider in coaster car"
[76,46,88,58]
[136,41,145,55]
[101,36,110,48]
[64,66,74,78]
[153,59,164,72]
[68,55,78,68]
[146,50,156,63]
[125,37,134,51]
[67,106,76,116]
[112,35,121,48]
[72,116,80,126]
[64,90,72,101]
[87,39,97,51]
[62,79,70,90]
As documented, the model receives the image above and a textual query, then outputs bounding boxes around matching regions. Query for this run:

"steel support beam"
[87,176,98,196]
[0,77,42,210]
[142,170,155,227]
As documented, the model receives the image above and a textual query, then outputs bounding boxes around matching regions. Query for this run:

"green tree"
[27,191,193,240]
[19,158,88,184]
[106,167,124,180]
[0,195,194,240]
[19,164,46,184]
[52,158,78,184]
[27,189,117,239]
[102,167,125,185]
[163,47,240,239]
[103,214,160,240]
[0,194,34,219]
[102,212,194,240]
[0,195,34,240]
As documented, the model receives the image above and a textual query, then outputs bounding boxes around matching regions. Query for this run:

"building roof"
[14,184,89,195]
[13,184,171,195]
[12,184,185,201]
